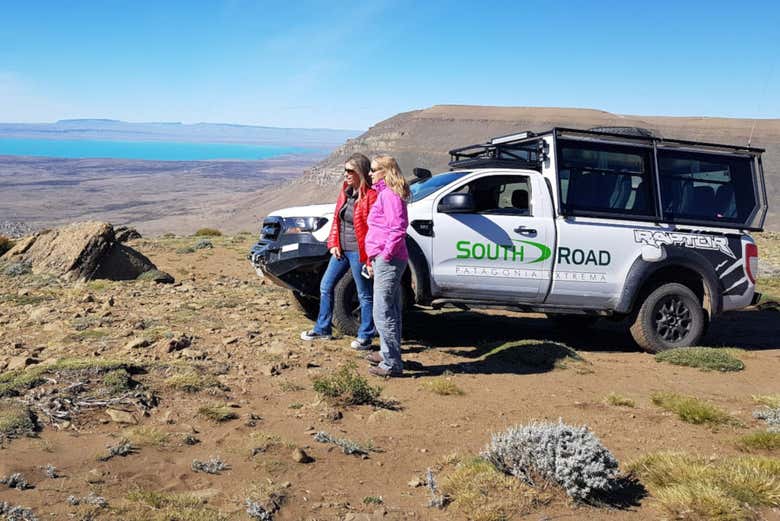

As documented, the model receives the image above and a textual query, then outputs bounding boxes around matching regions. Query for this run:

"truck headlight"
[282,217,328,234]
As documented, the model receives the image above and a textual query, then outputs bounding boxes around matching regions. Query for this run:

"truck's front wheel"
[333,272,360,336]
[629,283,706,353]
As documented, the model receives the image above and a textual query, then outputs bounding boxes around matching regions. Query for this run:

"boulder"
[113,226,142,243]
[2,221,172,282]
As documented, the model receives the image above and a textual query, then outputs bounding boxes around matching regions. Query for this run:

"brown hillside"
[222,105,779,231]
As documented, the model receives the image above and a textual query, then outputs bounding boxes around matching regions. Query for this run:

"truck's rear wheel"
[629,283,706,353]
[291,291,319,320]
[333,272,360,336]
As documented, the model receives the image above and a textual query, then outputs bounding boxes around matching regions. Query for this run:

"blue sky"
[1,0,778,129]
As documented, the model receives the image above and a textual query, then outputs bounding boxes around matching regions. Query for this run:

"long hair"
[345,153,372,200]
[372,155,410,200]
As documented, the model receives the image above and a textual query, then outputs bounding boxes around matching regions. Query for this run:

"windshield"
[410,171,470,202]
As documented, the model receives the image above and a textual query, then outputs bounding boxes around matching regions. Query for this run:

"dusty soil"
[1,235,779,520]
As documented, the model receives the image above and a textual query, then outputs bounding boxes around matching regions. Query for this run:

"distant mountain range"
[0,119,362,148]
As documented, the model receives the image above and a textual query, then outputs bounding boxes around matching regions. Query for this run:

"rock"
[321,408,343,422]
[114,226,142,243]
[261,362,288,377]
[166,335,192,352]
[7,355,39,371]
[292,447,313,463]
[124,338,150,350]
[136,269,175,284]
[81,294,95,303]
[85,468,105,484]
[105,409,137,425]
[408,477,424,488]
[222,336,239,345]
[3,221,161,281]
[266,341,290,356]
[180,348,206,360]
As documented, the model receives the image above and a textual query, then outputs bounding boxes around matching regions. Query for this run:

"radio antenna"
[747,63,775,148]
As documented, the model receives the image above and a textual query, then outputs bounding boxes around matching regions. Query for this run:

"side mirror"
[413,168,432,180]
[438,193,476,214]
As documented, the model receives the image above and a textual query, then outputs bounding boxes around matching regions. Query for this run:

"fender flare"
[615,250,722,316]
[405,236,432,305]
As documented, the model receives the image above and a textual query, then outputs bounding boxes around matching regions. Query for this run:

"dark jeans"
[313,251,376,339]
[373,257,407,373]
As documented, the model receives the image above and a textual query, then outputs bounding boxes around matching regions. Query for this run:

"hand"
[329,246,342,259]
[365,262,374,278]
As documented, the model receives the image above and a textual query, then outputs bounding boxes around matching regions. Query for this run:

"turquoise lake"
[0,137,320,161]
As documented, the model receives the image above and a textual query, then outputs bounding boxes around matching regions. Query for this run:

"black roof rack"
[448,127,764,170]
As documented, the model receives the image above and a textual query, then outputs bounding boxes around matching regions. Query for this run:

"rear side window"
[657,150,756,224]
[557,140,655,217]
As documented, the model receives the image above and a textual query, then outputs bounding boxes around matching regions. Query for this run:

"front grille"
[261,217,283,241]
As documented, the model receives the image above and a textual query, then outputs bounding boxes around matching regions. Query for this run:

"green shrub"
[604,392,636,408]
[312,362,382,406]
[651,391,738,425]
[194,228,222,237]
[423,377,464,396]
[103,369,132,394]
[656,347,744,372]
[0,400,36,440]
[166,372,225,393]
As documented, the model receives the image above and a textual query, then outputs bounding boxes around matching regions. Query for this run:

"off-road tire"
[333,271,360,336]
[291,291,319,320]
[629,283,705,353]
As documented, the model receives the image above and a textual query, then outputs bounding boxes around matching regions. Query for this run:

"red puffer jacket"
[326,183,378,263]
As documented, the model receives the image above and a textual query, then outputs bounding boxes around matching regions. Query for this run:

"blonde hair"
[372,155,410,200]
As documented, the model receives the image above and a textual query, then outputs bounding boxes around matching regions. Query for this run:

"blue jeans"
[313,251,376,339]
[373,257,407,373]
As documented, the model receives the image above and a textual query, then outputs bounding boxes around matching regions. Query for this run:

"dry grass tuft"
[123,489,227,521]
[0,400,36,440]
[194,228,222,237]
[604,392,636,408]
[197,404,239,423]
[628,452,780,520]
[423,377,464,396]
[0,358,134,397]
[736,431,780,452]
[440,456,551,521]
[752,394,780,409]
[123,426,170,447]
[166,372,225,393]
[651,392,738,426]
[655,347,744,372]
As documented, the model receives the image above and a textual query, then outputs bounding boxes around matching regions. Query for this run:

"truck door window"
[557,140,655,218]
[455,175,531,215]
[657,150,756,225]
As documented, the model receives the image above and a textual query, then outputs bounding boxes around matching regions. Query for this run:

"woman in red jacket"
[300,153,378,349]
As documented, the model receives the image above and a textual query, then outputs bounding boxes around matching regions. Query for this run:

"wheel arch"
[616,252,722,319]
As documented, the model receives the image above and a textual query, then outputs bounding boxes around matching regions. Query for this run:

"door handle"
[514,226,537,235]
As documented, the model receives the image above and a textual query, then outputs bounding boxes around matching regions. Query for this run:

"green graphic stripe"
[513,239,552,264]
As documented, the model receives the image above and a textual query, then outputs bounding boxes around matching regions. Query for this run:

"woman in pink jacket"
[364,155,410,377]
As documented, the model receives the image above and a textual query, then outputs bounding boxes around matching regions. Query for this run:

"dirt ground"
[1,235,779,520]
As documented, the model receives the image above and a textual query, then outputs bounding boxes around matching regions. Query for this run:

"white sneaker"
[300,330,332,341]
[350,337,373,350]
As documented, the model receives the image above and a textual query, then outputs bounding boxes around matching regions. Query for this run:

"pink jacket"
[365,179,409,262]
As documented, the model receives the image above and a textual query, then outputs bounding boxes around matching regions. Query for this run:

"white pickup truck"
[249,127,767,352]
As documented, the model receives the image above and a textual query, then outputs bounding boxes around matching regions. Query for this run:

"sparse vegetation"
[655,347,745,372]
[423,377,464,396]
[478,339,587,371]
[0,400,37,441]
[736,431,780,452]
[753,407,780,430]
[752,394,780,408]
[194,239,213,250]
[440,456,550,520]
[3,261,32,276]
[191,457,229,474]
[166,371,225,393]
[482,420,619,501]
[363,495,383,505]
[198,404,239,423]
[651,391,739,426]
[102,369,132,394]
[312,362,382,406]
[0,358,133,397]
[313,431,377,456]
[194,228,222,237]
[97,439,136,461]
[124,426,170,447]
[628,452,780,520]
[124,489,227,521]
[604,392,636,408]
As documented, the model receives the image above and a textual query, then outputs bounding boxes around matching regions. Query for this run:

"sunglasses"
[370,167,383,173]
[344,168,357,174]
